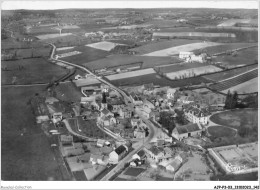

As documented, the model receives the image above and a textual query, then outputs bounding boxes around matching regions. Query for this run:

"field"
[84,55,180,70]
[86,41,126,51]
[218,19,258,27]
[36,33,73,40]
[207,126,236,138]
[60,46,110,65]
[203,64,258,82]
[28,26,58,35]
[222,77,258,94]
[130,39,201,54]
[166,65,222,80]
[1,86,62,180]
[1,58,67,85]
[210,109,258,130]
[158,62,207,73]
[209,69,258,92]
[102,24,152,30]
[212,47,258,66]
[142,42,221,56]
[193,43,257,55]
[106,68,155,81]
[110,73,210,88]
[153,32,236,38]
[56,46,75,51]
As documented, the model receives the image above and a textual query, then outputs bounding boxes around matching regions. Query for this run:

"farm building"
[60,135,73,145]
[131,118,141,127]
[52,112,63,124]
[184,104,211,124]
[134,128,146,139]
[97,139,106,147]
[107,98,124,113]
[144,146,173,163]
[171,123,203,141]
[45,97,59,104]
[109,144,129,164]
[177,96,195,104]
[100,108,114,118]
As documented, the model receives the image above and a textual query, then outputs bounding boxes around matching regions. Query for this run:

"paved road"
[48,43,159,181]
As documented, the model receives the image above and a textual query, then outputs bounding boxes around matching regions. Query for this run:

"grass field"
[207,126,236,138]
[153,32,235,38]
[1,86,62,180]
[218,19,258,27]
[210,109,257,130]
[1,58,67,85]
[60,46,110,65]
[193,43,257,55]
[202,64,258,82]
[130,39,201,54]
[84,55,180,70]
[142,42,221,56]
[212,47,258,66]
[158,62,207,73]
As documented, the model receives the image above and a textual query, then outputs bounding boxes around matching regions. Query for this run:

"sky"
[1,0,259,10]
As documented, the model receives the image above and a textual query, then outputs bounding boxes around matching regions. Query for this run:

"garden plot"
[166,65,222,80]
[105,68,156,81]
[36,33,72,40]
[85,41,127,51]
[142,42,221,56]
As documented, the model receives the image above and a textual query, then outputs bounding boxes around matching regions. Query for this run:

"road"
[48,43,159,181]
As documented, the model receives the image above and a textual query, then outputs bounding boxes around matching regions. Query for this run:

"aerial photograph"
[1,0,258,188]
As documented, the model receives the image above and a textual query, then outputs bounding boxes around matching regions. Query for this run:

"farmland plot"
[218,19,258,27]
[105,68,156,80]
[153,32,236,38]
[84,55,179,70]
[85,41,127,51]
[166,65,222,80]
[56,46,75,51]
[142,42,221,56]
[130,39,201,54]
[36,33,72,40]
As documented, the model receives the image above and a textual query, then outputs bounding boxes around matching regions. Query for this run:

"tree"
[159,111,175,135]
[175,109,185,125]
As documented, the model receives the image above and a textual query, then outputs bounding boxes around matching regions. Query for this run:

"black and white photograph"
[1,0,259,189]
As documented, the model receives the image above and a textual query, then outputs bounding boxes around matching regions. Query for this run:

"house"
[184,105,211,124]
[118,106,132,118]
[165,158,182,172]
[97,139,106,147]
[167,88,177,99]
[109,144,128,164]
[143,99,155,110]
[100,108,113,118]
[144,146,164,163]
[134,128,146,138]
[100,115,116,127]
[185,54,206,63]
[137,107,151,118]
[131,118,140,127]
[178,96,195,104]
[132,150,146,160]
[45,97,59,104]
[171,123,203,141]
[90,154,103,165]
[62,146,85,157]
[52,112,62,124]
[130,92,143,105]
[130,159,144,167]
[107,98,124,113]
[179,52,194,59]
[149,111,160,121]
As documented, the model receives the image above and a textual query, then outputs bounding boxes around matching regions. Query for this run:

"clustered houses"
[179,52,207,63]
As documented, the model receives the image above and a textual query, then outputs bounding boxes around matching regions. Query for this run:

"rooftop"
[115,145,127,155]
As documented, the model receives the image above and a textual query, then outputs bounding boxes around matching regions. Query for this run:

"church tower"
[101,92,107,110]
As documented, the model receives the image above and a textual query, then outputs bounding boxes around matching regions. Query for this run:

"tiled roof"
[101,108,110,115]
[176,123,201,134]
[148,146,164,156]
[137,150,146,158]
[115,145,127,155]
